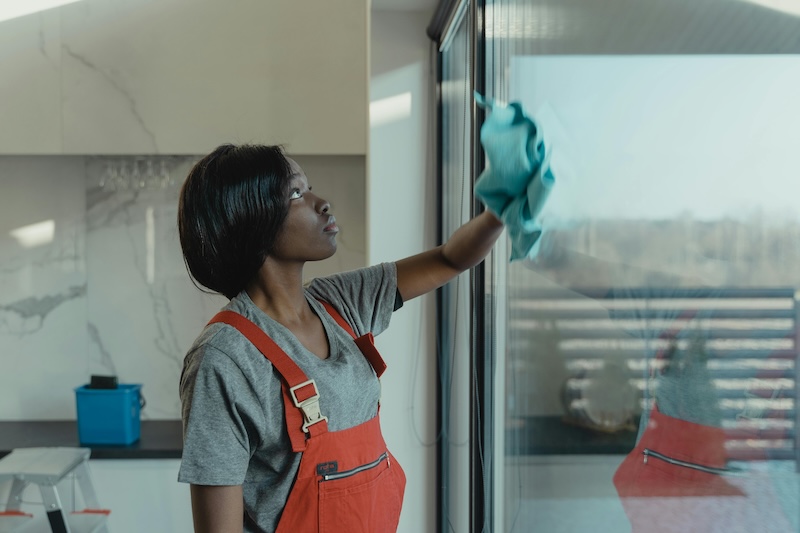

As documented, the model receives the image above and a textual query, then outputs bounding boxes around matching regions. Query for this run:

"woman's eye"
[289,189,303,200]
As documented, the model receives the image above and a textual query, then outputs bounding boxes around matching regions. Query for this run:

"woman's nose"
[317,197,330,214]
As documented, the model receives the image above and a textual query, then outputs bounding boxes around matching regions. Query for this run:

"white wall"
[369,9,437,533]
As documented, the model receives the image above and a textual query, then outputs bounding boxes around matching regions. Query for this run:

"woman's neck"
[245,261,311,326]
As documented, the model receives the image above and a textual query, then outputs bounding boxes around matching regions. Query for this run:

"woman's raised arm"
[395,210,503,302]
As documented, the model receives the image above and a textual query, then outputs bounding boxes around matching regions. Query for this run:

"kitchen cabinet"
[0,0,368,155]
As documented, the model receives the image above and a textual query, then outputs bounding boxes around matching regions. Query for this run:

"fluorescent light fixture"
[0,0,83,24]
[370,92,412,127]
[740,0,800,16]
[10,220,55,248]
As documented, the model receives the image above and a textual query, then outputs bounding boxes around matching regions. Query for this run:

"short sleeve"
[178,343,263,485]
[306,262,397,337]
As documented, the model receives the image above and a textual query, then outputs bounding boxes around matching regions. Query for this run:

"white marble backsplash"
[0,155,366,420]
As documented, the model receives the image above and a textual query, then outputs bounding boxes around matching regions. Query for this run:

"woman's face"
[269,159,339,263]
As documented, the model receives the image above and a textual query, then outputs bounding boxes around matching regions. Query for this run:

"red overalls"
[208,301,406,533]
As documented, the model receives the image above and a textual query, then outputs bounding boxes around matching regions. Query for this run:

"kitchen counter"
[0,420,182,460]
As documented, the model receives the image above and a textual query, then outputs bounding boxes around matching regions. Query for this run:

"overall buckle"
[289,379,328,433]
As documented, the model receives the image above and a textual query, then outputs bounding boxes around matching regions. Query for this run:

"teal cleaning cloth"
[474,92,555,261]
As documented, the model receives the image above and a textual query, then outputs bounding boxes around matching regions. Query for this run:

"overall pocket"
[318,451,404,533]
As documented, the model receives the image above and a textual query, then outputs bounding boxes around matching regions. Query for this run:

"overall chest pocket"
[318,451,406,533]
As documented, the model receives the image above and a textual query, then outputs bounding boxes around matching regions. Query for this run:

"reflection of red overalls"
[612,311,794,533]
[208,301,406,533]
[613,404,795,532]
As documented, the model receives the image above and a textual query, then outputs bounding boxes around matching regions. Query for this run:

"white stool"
[0,447,109,533]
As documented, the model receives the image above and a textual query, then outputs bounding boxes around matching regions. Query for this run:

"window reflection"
[501,55,800,531]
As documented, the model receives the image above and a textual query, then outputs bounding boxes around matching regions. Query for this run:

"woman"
[176,144,503,532]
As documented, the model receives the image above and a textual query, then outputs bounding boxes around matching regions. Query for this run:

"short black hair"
[178,144,293,299]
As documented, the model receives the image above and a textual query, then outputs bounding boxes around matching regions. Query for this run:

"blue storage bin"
[75,384,143,445]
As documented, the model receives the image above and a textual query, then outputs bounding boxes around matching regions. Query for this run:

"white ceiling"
[371,0,438,11]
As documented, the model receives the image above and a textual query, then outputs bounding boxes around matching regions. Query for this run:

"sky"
[511,55,800,222]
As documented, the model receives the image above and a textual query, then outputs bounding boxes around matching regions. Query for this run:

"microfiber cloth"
[474,92,555,261]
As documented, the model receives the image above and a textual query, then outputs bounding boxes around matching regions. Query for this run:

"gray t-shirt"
[178,263,398,532]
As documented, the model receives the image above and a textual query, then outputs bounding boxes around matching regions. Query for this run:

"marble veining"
[87,321,118,376]
[0,285,86,336]
[62,45,158,151]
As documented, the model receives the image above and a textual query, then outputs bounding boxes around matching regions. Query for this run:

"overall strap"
[317,300,387,379]
[207,310,327,452]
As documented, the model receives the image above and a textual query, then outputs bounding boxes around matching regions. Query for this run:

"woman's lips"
[323,217,338,233]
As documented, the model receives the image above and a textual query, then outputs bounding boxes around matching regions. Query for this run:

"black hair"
[177,144,293,299]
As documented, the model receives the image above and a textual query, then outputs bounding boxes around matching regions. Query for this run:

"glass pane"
[441,4,475,532]
[483,2,800,532]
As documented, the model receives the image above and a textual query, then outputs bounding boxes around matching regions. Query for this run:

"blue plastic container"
[75,384,142,445]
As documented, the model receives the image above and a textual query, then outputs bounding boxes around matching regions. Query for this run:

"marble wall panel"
[0,157,87,419]
[1,153,366,420]
[0,11,62,153]
[58,0,367,155]
[84,155,226,419]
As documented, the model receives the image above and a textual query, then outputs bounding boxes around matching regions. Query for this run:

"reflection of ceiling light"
[740,0,800,17]
[370,92,412,127]
[0,0,83,24]
[10,220,55,248]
